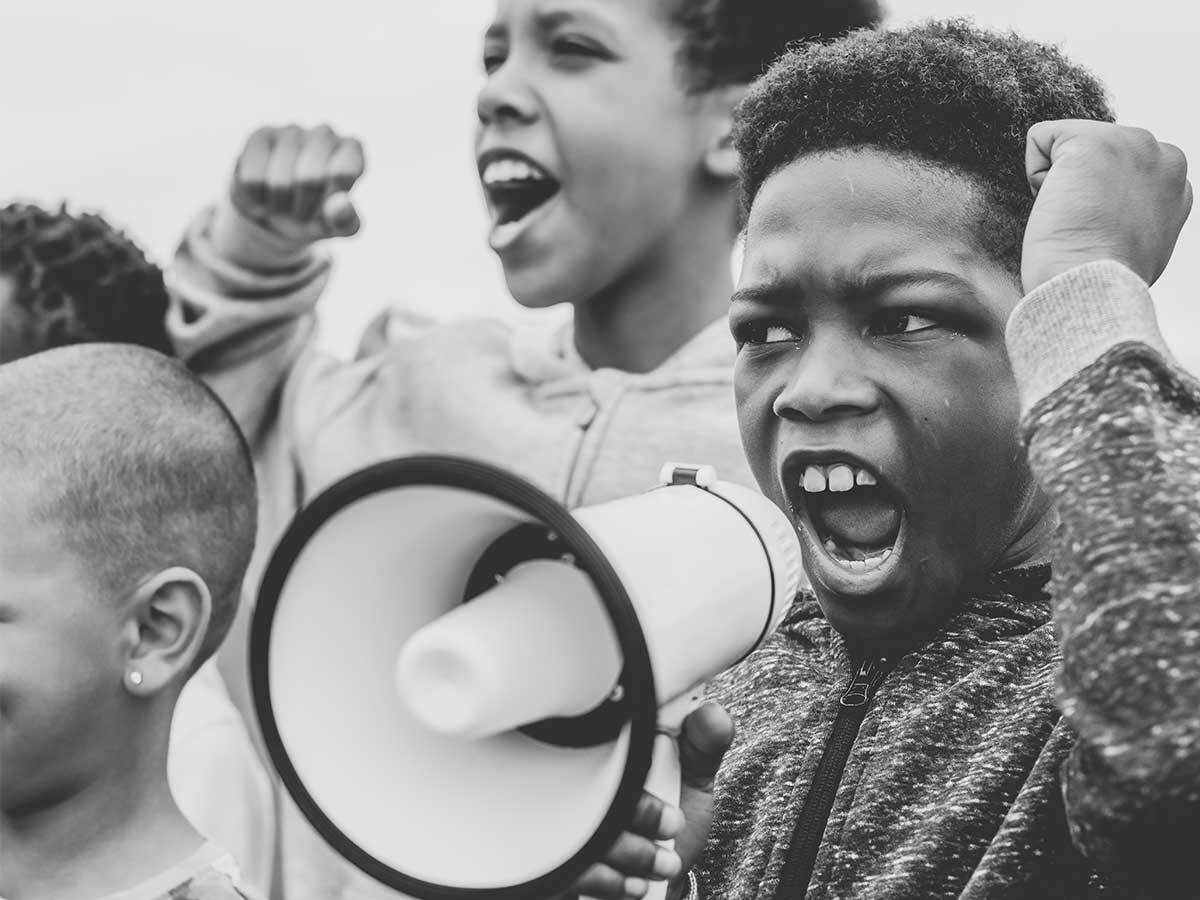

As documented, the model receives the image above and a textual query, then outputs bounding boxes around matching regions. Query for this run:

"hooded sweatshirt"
[166,202,755,900]
[698,261,1200,899]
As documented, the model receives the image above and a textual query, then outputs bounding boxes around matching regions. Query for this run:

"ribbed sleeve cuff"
[1005,261,1171,416]
[165,205,330,366]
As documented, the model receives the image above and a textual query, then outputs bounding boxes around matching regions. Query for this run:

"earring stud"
[129,670,144,686]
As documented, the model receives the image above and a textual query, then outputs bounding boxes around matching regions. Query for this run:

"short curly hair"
[733,20,1115,272]
[0,203,172,361]
[671,0,884,92]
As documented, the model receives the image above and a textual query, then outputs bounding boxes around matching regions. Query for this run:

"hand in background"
[224,124,366,261]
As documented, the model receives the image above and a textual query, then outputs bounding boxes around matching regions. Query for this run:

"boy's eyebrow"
[731,269,983,307]
[534,7,619,40]
[844,268,982,300]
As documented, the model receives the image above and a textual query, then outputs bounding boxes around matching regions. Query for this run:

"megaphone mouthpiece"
[396,558,623,740]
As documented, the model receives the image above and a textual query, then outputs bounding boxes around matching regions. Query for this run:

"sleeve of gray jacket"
[1009,260,1200,892]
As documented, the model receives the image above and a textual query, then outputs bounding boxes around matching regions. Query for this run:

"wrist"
[1006,259,1170,416]
[209,195,315,273]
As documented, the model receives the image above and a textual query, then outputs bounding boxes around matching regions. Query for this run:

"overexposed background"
[3,2,1198,365]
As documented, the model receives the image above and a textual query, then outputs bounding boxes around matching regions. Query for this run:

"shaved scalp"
[0,344,256,665]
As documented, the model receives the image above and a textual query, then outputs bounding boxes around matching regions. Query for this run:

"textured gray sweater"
[698,262,1200,899]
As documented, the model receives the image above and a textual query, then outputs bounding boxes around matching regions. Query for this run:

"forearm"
[1009,261,1200,883]
[166,198,329,440]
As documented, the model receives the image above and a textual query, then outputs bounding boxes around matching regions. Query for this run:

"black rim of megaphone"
[251,455,658,900]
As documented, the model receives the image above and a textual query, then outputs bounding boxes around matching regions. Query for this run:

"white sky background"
[2,2,1199,365]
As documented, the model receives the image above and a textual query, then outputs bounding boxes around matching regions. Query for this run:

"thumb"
[1024,121,1058,200]
[679,701,734,792]
[321,192,361,238]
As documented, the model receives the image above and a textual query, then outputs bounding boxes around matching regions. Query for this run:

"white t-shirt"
[169,663,275,898]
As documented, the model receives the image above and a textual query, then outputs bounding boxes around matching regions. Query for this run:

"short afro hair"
[733,19,1115,273]
[670,0,884,92]
[0,203,172,361]
[0,344,256,671]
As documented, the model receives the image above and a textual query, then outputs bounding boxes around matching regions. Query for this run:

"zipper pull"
[840,659,887,708]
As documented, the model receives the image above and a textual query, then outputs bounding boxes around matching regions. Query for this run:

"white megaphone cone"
[252,456,801,900]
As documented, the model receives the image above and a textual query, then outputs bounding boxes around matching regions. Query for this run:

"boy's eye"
[738,322,802,346]
[550,35,609,63]
[482,44,507,74]
[870,310,940,336]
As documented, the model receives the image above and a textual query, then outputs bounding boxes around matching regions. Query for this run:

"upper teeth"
[801,463,878,493]
[482,158,547,185]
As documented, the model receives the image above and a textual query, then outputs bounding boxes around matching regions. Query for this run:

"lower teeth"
[823,538,892,569]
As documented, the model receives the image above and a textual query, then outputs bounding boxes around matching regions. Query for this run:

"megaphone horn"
[252,455,802,899]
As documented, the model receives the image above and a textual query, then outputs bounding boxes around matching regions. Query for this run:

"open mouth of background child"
[480,151,561,250]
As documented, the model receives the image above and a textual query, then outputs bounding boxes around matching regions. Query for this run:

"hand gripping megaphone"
[251,455,801,899]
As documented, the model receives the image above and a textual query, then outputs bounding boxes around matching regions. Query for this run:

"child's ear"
[122,568,212,696]
[702,84,748,182]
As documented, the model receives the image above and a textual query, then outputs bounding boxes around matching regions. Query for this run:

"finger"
[264,125,305,217]
[679,701,735,790]
[321,192,361,237]
[572,863,650,900]
[233,126,277,214]
[1024,121,1057,199]
[627,789,684,840]
[603,832,682,881]
[292,125,340,222]
[326,137,367,194]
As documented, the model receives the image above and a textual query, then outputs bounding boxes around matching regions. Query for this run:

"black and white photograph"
[1,2,1198,899]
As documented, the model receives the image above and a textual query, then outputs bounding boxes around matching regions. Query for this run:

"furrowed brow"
[845,269,981,303]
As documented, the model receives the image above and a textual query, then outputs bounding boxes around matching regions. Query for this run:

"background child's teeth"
[803,466,827,492]
[855,468,877,486]
[824,538,838,553]
[881,548,892,560]
[827,464,854,492]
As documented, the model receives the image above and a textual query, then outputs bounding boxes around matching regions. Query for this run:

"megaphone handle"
[644,687,703,900]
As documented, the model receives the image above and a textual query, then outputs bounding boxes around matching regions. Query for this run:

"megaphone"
[251,455,801,899]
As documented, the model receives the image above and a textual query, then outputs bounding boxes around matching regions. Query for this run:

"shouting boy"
[586,20,1197,900]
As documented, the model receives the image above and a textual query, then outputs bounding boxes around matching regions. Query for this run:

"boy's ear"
[122,568,212,696]
[701,83,748,182]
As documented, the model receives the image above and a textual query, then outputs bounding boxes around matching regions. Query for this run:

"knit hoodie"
[699,261,1200,899]
[165,201,755,900]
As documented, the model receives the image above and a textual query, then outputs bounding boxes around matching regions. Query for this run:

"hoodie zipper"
[773,658,890,899]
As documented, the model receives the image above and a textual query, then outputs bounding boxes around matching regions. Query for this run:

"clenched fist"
[1022,120,1192,293]
[228,124,367,252]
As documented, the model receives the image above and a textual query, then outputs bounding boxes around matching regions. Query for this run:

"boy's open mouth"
[479,151,561,248]
[782,454,907,591]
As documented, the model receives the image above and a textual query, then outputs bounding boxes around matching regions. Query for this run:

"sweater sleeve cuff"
[1005,260,1171,417]
[165,206,330,366]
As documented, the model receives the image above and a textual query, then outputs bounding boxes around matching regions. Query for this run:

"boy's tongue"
[812,492,900,547]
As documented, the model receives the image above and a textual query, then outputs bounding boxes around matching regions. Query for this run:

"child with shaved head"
[0,344,259,899]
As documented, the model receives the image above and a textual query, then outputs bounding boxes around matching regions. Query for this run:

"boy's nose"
[772,339,880,423]
[477,64,539,127]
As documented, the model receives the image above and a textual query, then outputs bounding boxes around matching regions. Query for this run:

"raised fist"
[1022,120,1192,293]
[229,124,367,251]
